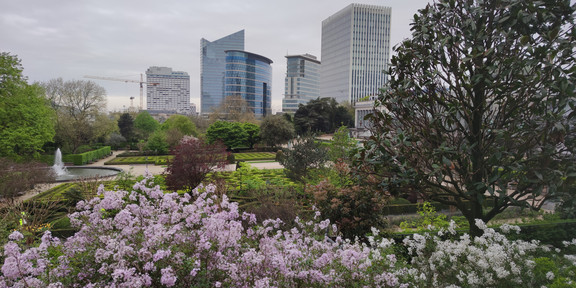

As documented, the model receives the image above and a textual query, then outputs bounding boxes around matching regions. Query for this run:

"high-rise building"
[225,50,273,119]
[200,30,245,115]
[282,54,321,113]
[320,4,391,105]
[145,66,191,114]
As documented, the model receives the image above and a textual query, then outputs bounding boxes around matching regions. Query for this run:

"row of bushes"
[40,146,112,166]
[65,146,112,165]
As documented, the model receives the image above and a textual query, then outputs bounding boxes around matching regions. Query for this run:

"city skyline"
[1,0,434,113]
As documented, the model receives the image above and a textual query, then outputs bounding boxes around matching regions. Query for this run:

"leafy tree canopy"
[117,113,134,142]
[293,97,354,135]
[133,111,159,140]
[206,121,249,150]
[0,52,55,159]
[161,114,197,137]
[259,114,295,148]
[358,0,576,236]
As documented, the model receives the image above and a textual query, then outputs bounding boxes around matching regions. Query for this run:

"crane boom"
[84,74,156,110]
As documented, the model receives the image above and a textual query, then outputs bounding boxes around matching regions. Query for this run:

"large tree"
[133,111,159,140]
[161,114,198,148]
[42,78,109,153]
[117,113,134,143]
[293,97,354,135]
[359,0,576,236]
[0,53,55,159]
[259,114,295,148]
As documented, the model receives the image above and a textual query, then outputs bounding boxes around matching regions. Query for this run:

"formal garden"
[2,0,576,286]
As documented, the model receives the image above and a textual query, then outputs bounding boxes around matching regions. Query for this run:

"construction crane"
[84,74,158,110]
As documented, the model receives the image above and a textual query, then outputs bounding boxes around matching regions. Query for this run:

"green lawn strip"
[233,152,276,161]
[105,155,172,165]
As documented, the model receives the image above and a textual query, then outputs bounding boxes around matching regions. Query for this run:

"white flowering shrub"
[1,177,575,287]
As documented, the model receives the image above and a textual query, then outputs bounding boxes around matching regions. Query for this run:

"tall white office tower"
[320,4,391,105]
[282,54,321,114]
[146,66,191,114]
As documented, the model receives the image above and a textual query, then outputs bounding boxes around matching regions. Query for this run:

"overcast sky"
[1,0,433,113]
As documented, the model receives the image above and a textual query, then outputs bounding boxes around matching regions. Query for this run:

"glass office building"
[146,66,191,114]
[200,30,245,115]
[225,50,273,119]
[321,4,391,105]
[282,54,321,113]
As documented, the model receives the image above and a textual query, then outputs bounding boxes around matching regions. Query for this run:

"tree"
[160,114,198,148]
[328,126,356,163]
[117,113,134,143]
[358,0,576,236]
[164,137,229,192]
[0,53,55,159]
[279,135,328,182]
[259,115,295,148]
[242,122,260,149]
[293,97,354,135]
[42,78,108,153]
[133,111,159,140]
[161,114,198,137]
[146,130,169,155]
[206,121,248,150]
[209,95,256,123]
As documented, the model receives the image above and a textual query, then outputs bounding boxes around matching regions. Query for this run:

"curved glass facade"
[200,30,244,115]
[225,50,273,118]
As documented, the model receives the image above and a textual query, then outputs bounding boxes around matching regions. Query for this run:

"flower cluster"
[1,177,575,287]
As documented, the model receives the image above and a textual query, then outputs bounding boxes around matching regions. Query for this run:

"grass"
[105,152,277,165]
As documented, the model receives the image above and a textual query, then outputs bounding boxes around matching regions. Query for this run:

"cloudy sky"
[1,0,433,113]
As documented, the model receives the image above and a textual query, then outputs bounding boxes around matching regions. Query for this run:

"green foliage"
[207,167,297,194]
[66,146,111,165]
[293,97,354,135]
[133,111,159,140]
[106,132,127,150]
[161,114,197,137]
[242,122,260,149]
[0,52,55,159]
[357,0,576,237]
[308,160,389,239]
[279,135,328,182]
[233,152,276,161]
[399,202,450,231]
[328,126,356,162]
[206,121,249,149]
[117,113,134,142]
[259,114,295,148]
[146,130,169,154]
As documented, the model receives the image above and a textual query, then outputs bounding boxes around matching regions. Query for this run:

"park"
[2,0,576,286]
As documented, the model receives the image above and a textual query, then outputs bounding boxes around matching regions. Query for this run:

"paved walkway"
[89,151,284,177]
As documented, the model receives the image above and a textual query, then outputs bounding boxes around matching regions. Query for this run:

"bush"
[3,179,576,287]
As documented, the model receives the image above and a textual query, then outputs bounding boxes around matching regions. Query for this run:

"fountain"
[52,148,122,182]
[53,148,68,176]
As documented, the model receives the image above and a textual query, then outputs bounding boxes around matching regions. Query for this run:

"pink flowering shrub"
[1,177,575,287]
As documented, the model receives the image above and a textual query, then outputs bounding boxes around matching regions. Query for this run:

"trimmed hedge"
[69,146,112,165]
